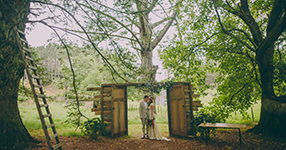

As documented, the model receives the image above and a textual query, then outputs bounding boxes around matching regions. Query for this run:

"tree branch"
[147,0,160,14]
[256,12,286,59]
[220,0,263,46]
[228,83,248,105]
[32,0,129,83]
[37,20,89,120]
[266,0,285,34]
[229,28,257,48]
[152,8,178,49]
[214,0,255,52]
[151,16,171,29]
[245,50,262,86]
[76,2,144,51]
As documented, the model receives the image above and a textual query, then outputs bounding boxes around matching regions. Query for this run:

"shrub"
[81,118,107,139]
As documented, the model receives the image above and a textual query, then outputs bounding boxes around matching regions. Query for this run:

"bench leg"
[206,128,209,145]
[238,128,242,147]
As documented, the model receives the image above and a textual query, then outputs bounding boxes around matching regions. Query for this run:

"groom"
[139,95,149,139]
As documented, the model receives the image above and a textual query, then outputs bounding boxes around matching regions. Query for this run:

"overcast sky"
[26,23,174,81]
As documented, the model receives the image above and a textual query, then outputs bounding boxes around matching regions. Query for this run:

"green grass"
[18,100,95,131]
[18,89,261,138]
[199,89,261,125]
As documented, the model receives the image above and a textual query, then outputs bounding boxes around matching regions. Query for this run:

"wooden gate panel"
[168,84,188,137]
[113,101,119,134]
[170,99,178,131]
[119,101,125,133]
[178,99,186,131]
[111,86,127,137]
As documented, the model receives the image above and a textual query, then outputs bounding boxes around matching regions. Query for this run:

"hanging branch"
[78,0,137,73]
[33,21,89,125]
[213,0,255,52]
[32,0,129,83]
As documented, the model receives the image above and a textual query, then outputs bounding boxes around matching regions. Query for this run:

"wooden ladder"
[14,27,62,150]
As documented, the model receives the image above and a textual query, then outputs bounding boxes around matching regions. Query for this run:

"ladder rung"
[28,65,37,70]
[31,75,40,79]
[23,47,31,53]
[46,123,55,129]
[34,84,43,88]
[17,29,25,35]
[43,114,52,118]
[37,94,45,98]
[25,56,34,61]
[53,143,62,149]
[50,133,59,140]
[40,104,48,107]
[20,38,28,44]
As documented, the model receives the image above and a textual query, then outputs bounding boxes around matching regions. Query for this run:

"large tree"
[31,0,181,82]
[0,0,40,149]
[161,0,286,137]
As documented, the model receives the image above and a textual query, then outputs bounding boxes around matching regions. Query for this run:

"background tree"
[33,0,181,82]
[162,0,286,137]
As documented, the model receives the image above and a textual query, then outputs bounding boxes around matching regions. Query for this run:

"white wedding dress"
[148,103,171,141]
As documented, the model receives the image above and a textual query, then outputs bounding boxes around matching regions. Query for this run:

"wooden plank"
[103,97,112,101]
[103,101,111,104]
[193,101,202,107]
[170,95,183,100]
[198,123,247,129]
[113,101,119,134]
[124,86,128,135]
[87,87,101,91]
[103,87,112,93]
[119,101,125,133]
[92,107,111,112]
[80,97,101,102]
[97,105,111,109]
[103,111,111,115]
[103,119,111,122]
[112,87,125,99]
[193,107,198,111]
[95,111,101,115]
[193,94,200,98]
[185,94,189,99]
[167,88,172,136]
[184,85,189,89]
[102,115,112,119]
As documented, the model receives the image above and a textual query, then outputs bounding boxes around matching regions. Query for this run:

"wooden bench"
[198,123,247,147]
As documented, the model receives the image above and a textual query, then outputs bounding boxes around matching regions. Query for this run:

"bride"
[147,97,171,141]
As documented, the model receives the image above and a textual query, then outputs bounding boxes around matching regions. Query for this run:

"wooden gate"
[111,86,127,137]
[89,82,200,137]
[167,83,194,137]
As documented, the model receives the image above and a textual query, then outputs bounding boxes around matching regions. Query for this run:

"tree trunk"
[251,41,286,137]
[0,0,39,149]
[250,98,286,137]
[141,50,153,82]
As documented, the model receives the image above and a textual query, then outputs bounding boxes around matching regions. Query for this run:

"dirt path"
[30,130,286,150]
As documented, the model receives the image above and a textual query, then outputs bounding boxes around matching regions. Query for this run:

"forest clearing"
[1,0,286,149]
[18,86,286,150]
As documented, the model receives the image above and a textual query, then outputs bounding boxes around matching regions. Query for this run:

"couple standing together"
[139,95,170,141]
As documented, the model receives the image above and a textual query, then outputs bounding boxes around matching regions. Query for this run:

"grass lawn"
[18,88,261,138]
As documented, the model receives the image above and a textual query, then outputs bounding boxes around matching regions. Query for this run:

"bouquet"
[148,117,155,128]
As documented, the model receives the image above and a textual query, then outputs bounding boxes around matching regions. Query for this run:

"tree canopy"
[160,0,286,136]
